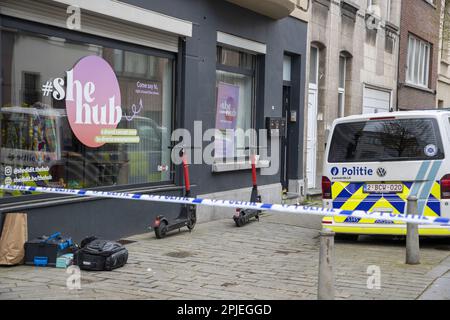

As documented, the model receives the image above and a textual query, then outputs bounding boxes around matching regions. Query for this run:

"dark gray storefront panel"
[25,193,181,242]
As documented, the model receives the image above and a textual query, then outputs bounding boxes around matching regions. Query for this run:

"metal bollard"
[406,196,420,265]
[318,228,335,300]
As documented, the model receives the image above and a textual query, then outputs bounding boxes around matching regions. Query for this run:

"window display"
[0,29,174,197]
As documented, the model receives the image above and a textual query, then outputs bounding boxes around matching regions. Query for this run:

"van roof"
[336,109,450,123]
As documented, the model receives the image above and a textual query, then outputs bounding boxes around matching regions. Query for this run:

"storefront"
[0,0,308,241]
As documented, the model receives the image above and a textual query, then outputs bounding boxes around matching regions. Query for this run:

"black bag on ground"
[74,237,128,271]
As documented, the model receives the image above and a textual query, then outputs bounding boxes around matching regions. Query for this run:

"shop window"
[113,49,124,73]
[0,29,174,197]
[215,46,256,160]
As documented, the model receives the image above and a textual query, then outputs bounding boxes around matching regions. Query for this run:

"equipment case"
[24,232,74,267]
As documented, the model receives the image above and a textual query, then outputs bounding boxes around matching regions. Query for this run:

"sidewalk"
[0,212,449,300]
[419,256,450,300]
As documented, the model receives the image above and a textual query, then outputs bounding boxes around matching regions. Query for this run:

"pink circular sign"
[66,55,122,148]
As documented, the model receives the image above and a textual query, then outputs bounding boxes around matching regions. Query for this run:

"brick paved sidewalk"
[0,212,449,300]
[419,256,450,300]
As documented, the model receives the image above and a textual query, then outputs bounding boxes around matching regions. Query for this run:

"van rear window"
[328,118,444,163]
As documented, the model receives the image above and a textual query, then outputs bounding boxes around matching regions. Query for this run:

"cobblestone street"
[1,212,449,300]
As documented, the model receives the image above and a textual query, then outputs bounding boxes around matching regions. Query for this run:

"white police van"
[322,110,450,236]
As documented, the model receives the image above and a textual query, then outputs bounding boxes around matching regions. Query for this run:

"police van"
[322,110,450,236]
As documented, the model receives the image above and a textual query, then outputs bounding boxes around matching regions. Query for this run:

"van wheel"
[335,234,359,241]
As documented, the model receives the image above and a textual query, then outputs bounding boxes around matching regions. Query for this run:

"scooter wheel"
[187,209,197,231]
[155,221,168,239]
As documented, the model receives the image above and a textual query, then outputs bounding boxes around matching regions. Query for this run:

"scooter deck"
[148,218,188,230]
[234,208,260,227]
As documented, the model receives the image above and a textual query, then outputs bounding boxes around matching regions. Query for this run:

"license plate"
[363,183,403,193]
[375,220,395,224]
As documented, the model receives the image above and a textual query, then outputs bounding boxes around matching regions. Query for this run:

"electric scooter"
[233,154,262,227]
[149,148,196,239]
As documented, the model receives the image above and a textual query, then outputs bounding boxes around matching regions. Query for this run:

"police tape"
[1,184,449,227]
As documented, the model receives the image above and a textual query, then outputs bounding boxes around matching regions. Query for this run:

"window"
[328,119,444,163]
[441,1,450,62]
[407,35,431,88]
[283,55,292,82]
[366,28,377,47]
[338,55,347,117]
[215,46,256,159]
[1,28,174,197]
[309,46,319,86]
[385,32,395,54]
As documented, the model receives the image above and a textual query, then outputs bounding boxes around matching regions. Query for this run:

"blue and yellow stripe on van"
[322,181,450,236]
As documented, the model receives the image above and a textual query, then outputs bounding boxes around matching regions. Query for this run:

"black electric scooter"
[233,154,262,227]
[149,148,196,239]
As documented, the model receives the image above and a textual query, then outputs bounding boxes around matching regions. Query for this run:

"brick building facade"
[398,0,442,110]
